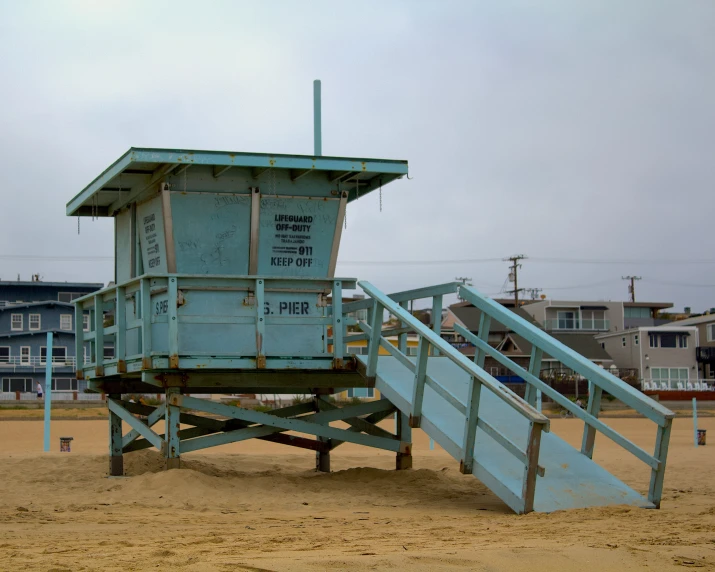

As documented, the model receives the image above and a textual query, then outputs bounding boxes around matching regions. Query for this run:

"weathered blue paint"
[43,332,52,452]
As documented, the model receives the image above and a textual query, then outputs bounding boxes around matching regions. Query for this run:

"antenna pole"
[313,80,322,156]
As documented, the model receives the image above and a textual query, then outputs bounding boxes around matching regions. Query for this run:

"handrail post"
[398,301,408,355]
[93,294,104,378]
[431,295,442,356]
[74,301,84,380]
[410,337,430,427]
[522,420,543,513]
[460,313,491,474]
[167,277,179,369]
[581,381,603,458]
[115,286,127,373]
[524,346,543,406]
[648,417,672,508]
[332,280,343,367]
[140,278,152,370]
[365,301,383,379]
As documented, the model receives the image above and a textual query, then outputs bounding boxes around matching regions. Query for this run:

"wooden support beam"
[108,399,164,451]
[122,403,166,451]
[581,382,603,458]
[108,393,123,476]
[395,411,413,470]
[213,165,232,178]
[410,338,430,427]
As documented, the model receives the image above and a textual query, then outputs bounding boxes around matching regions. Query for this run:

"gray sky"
[0,0,713,311]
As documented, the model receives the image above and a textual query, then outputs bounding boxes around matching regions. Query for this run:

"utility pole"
[524,287,542,301]
[455,277,473,301]
[504,255,527,307]
[622,276,642,303]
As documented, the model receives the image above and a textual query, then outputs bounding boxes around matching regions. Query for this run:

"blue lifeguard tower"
[67,82,674,514]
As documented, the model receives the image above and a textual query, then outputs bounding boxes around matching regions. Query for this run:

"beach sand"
[0,415,713,571]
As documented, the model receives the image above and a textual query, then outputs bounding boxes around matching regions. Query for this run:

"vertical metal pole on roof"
[313,79,322,156]
[43,332,53,452]
[693,397,698,447]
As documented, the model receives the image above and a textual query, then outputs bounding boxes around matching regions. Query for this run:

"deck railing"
[0,356,76,369]
[453,284,674,508]
[344,281,549,514]
[73,274,356,380]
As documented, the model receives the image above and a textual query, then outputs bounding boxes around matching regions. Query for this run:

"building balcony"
[0,356,76,370]
[543,319,610,332]
[696,346,715,363]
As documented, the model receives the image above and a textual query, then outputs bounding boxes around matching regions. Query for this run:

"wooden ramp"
[357,355,654,513]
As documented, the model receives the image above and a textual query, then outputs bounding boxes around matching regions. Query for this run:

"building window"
[651,367,689,389]
[649,334,658,348]
[104,345,114,360]
[708,324,715,343]
[634,334,639,346]
[621,337,626,347]
[58,292,83,303]
[11,314,23,331]
[83,314,90,332]
[40,346,67,364]
[624,307,651,319]
[60,314,73,331]
[0,347,9,363]
[2,378,33,392]
[557,311,577,330]
[29,314,41,331]
[347,387,375,399]
[51,378,78,391]
[20,347,30,364]
[679,335,688,349]
[581,310,606,330]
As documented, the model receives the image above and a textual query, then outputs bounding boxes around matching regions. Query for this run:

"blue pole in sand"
[43,332,53,452]
[693,397,698,448]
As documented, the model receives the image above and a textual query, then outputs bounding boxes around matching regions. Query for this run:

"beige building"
[520,300,672,334]
[596,326,699,390]
[653,314,715,382]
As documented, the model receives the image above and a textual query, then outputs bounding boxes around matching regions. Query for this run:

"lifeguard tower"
[67,82,674,514]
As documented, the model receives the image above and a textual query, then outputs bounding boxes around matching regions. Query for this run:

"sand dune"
[0,416,713,571]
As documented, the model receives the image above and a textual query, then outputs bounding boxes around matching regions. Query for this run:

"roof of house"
[658,314,715,327]
[448,302,542,333]
[66,147,409,216]
[503,333,613,361]
[0,301,75,312]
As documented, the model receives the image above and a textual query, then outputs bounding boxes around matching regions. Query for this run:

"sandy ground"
[0,415,713,571]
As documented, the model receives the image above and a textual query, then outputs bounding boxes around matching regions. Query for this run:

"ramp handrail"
[355,281,548,514]
[456,284,674,508]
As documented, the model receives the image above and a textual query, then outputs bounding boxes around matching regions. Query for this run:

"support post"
[93,294,104,377]
[395,411,412,470]
[165,388,181,470]
[430,295,442,356]
[693,397,698,447]
[140,278,152,370]
[43,332,53,452]
[255,278,266,368]
[524,346,543,407]
[314,395,330,472]
[115,286,126,373]
[581,381,603,458]
[460,313,490,473]
[167,277,179,369]
[521,421,543,514]
[648,417,672,508]
[398,301,408,355]
[108,392,123,475]
[410,337,430,427]
[74,302,84,379]
[332,280,343,367]
[365,301,383,379]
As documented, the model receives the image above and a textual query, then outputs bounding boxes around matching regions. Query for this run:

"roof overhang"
[66,147,409,217]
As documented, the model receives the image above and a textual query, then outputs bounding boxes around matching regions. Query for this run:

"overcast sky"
[0,0,713,311]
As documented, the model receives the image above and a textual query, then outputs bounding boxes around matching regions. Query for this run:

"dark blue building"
[0,280,103,395]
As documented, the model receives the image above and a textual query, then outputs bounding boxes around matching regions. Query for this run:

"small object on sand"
[60,437,74,452]
[16,507,28,512]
